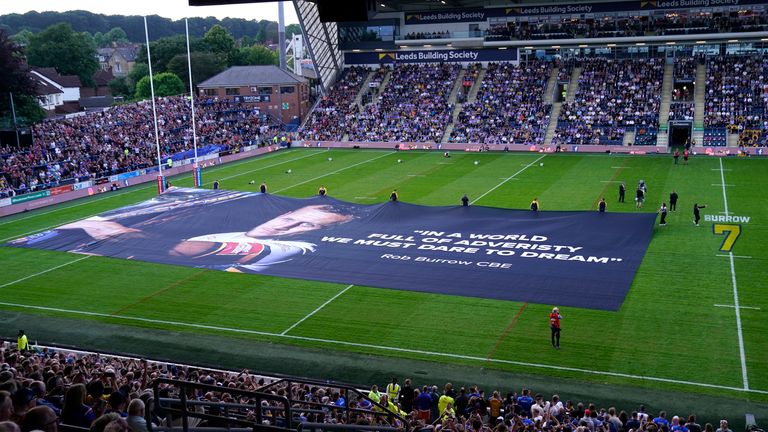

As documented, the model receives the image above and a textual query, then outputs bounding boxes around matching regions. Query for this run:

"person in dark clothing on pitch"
[659,203,668,226]
[598,197,607,212]
[693,203,707,226]
[390,190,399,202]
[461,194,469,207]
[618,183,626,203]
[669,190,679,211]
[260,182,267,194]
[530,198,540,211]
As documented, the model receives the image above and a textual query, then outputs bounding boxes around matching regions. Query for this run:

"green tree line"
[0,10,300,44]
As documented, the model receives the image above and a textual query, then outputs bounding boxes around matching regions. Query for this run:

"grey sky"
[0,0,299,24]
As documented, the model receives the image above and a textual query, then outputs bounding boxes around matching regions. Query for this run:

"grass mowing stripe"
[591,159,627,210]
[0,256,90,288]
[720,158,749,390]
[485,302,528,361]
[471,155,545,205]
[280,284,354,335]
[110,269,208,316]
[273,151,393,193]
[0,299,766,395]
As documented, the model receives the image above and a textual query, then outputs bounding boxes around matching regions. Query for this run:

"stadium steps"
[656,131,669,148]
[565,67,581,103]
[543,102,562,147]
[623,130,636,146]
[448,68,468,104]
[544,67,559,104]
[353,69,376,107]
[694,62,706,131]
[467,68,487,103]
[658,62,674,128]
[728,131,740,147]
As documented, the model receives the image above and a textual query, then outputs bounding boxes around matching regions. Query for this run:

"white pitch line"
[0,151,326,243]
[273,152,393,193]
[280,284,353,336]
[0,256,90,289]
[209,149,325,184]
[715,304,761,310]
[719,157,749,390]
[716,254,752,259]
[472,155,546,205]
[0,299,766,395]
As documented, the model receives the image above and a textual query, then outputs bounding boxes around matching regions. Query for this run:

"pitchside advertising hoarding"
[8,188,657,311]
[344,48,517,65]
[403,0,766,23]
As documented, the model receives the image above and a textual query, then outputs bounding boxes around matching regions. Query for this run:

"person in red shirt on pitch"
[550,307,562,349]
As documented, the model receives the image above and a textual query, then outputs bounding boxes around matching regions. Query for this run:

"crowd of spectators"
[669,103,695,121]
[0,341,746,432]
[349,63,460,142]
[299,66,371,141]
[0,97,280,197]
[484,11,768,41]
[449,61,553,145]
[554,57,663,146]
[674,57,700,82]
[704,54,768,131]
[402,31,451,40]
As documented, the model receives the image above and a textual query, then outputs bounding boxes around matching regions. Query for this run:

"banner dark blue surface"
[8,188,657,310]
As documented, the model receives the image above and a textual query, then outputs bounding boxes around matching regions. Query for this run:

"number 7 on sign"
[712,224,742,252]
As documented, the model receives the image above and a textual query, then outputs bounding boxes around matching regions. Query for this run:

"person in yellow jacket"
[440,401,456,421]
[367,385,381,404]
[17,330,29,351]
[438,391,455,415]
[386,377,400,403]
[376,394,406,417]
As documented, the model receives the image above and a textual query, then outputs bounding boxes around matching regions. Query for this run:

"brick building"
[198,65,310,124]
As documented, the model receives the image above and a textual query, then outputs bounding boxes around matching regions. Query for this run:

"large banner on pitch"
[8,188,656,310]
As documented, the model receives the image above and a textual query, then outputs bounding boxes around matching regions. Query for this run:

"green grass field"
[1,148,767,411]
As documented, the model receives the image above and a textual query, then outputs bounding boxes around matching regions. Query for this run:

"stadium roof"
[198,65,307,88]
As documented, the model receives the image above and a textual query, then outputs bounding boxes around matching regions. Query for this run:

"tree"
[128,62,149,85]
[108,77,132,97]
[203,24,235,55]
[286,24,302,40]
[26,23,99,87]
[10,29,34,46]
[0,29,45,127]
[246,45,278,66]
[135,72,186,99]
[166,52,226,90]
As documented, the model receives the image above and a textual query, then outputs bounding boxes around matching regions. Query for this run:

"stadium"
[0,0,767,432]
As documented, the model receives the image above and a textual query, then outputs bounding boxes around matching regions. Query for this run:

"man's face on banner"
[247,205,352,237]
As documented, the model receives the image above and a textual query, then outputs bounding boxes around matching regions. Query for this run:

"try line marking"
[719,157,749,390]
[0,297,765,395]
[0,256,90,289]
[472,155,546,205]
[280,285,353,335]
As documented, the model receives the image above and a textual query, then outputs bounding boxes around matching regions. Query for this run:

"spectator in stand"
[61,384,96,428]
[1,96,281,196]
[450,61,553,145]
